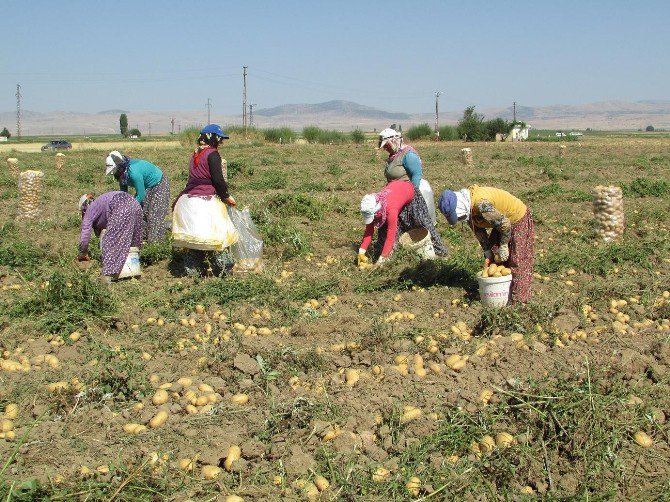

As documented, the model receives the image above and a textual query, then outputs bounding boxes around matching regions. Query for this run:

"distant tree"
[302,126,322,143]
[645,125,655,132]
[438,125,458,141]
[119,114,128,137]
[350,129,365,144]
[485,118,512,140]
[0,127,10,138]
[128,128,142,138]
[405,124,433,141]
[457,106,487,141]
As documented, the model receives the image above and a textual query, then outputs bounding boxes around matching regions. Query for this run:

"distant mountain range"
[1,99,669,136]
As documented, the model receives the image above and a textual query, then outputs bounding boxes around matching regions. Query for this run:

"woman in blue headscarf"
[105,150,170,243]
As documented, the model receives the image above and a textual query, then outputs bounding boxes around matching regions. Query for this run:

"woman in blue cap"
[172,124,239,276]
[438,185,534,303]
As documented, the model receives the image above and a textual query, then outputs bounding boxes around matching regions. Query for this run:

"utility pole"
[16,84,22,139]
[148,122,152,137]
[206,98,212,124]
[242,66,248,130]
[513,101,517,123]
[434,91,441,137]
[170,117,175,135]
[249,103,256,128]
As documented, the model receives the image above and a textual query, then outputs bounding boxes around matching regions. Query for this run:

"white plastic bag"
[172,195,239,251]
[419,178,436,224]
[228,207,264,271]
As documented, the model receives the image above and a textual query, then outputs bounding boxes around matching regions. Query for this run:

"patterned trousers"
[488,209,535,303]
[101,193,143,276]
[143,175,170,243]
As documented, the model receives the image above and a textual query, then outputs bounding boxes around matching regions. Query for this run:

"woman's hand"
[77,254,90,262]
[223,196,237,207]
[496,244,509,262]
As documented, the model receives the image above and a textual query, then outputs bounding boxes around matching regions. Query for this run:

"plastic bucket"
[477,274,512,307]
[398,228,436,259]
[117,247,141,279]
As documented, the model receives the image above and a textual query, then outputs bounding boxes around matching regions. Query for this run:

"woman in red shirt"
[358,179,448,266]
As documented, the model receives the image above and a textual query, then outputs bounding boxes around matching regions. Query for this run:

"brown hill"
[1,100,668,136]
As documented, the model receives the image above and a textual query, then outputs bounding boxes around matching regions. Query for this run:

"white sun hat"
[105,150,123,175]
[378,128,401,149]
[360,194,381,224]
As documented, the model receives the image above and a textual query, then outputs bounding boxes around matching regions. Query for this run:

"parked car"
[41,140,72,151]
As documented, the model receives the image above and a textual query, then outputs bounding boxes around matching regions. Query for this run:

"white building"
[508,124,531,141]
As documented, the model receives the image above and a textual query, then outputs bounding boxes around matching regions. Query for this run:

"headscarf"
[454,188,472,221]
[370,186,392,228]
[79,193,94,217]
[112,155,131,186]
[388,144,418,164]
[438,188,472,225]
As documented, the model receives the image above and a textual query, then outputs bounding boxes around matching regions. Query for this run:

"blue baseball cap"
[200,124,229,139]
[438,190,459,225]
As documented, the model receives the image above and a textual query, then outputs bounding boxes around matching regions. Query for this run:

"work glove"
[357,253,369,267]
[496,244,509,262]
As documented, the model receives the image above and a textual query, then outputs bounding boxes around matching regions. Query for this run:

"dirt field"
[1,137,669,500]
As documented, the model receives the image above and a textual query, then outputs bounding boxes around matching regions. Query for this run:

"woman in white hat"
[105,150,170,243]
[378,127,437,223]
[357,179,448,267]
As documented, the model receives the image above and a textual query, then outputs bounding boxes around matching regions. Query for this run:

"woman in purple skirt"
[77,191,144,282]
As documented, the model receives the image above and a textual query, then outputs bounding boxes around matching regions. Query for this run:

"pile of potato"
[460,148,473,166]
[55,153,65,170]
[6,157,19,176]
[477,263,512,278]
[592,185,624,241]
[18,170,45,219]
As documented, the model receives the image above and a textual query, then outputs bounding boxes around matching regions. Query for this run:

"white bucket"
[477,274,512,307]
[398,228,436,259]
[117,247,141,279]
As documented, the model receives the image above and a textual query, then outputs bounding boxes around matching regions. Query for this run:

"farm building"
[507,123,531,141]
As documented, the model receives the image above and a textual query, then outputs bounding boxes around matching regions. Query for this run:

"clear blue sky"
[2,0,669,116]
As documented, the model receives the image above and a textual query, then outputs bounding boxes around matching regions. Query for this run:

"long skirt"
[143,175,170,242]
[101,193,144,276]
[374,188,449,258]
[489,209,535,303]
